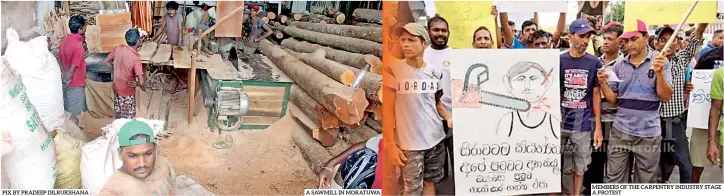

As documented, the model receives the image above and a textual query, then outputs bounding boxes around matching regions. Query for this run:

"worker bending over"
[239,4,273,55]
[103,29,147,119]
[99,120,175,195]
[151,1,188,93]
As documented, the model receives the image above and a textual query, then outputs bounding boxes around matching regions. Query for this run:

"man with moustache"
[99,120,175,196]
[422,15,455,182]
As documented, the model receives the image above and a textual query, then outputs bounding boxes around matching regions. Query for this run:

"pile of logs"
[68,1,101,26]
[258,8,383,149]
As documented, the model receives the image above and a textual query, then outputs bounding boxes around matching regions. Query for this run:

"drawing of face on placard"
[503,62,553,105]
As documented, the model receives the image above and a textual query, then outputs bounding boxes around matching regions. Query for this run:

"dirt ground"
[79,87,318,195]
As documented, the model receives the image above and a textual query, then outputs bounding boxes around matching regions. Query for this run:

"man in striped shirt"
[654,24,707,183]
[597,19,673,183]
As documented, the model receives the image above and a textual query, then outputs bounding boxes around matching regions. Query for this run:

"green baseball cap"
[394,23,430,43]
[118,120,156,147]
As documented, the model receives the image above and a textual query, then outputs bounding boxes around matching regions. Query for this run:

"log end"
[275,31,284,39]
[340,71,356,85]
[326,89,369,125]
[294,13,302,21]
[280,15,288,24]
[313,128,339,147]
[336,14,346,24]
[315,106,341,130]
[320,20,327,24]
[274,21,281,26]
[267,12,277,20]
[262,17,269,24]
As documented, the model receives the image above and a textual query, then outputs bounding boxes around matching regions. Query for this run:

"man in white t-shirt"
[422,15,454,184]
[384,22,451,195]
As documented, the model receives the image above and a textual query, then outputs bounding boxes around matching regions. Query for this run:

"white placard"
[450,49,561,195]
[495,1,569,13]
[719,1,724,13]
[687,70,716,129]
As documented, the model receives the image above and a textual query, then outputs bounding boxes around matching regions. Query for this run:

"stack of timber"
[86,12,132,53]
[69,1,101,26]
[44,8,71,41]
[262,8,383,175]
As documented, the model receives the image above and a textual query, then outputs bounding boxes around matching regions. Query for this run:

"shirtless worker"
[151,1,187,92]
[99,120,175,196]
[240,4,273,54]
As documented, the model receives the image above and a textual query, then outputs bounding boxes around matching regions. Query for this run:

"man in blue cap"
[560,18,603,196]
[99,120,175,196]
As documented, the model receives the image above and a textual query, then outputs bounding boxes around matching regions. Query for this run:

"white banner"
[687,70,716,129]
[450,49,561,195]
[591,184,724,195]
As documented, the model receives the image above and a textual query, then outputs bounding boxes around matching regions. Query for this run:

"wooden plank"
[100,32,127,48]
[145,88,164,120]
[173,47,191,69]
[151,44,173,64]
[215,1,244,37]
[206,60,242,80]
[242,116,281,125]
[96,12,132,27]
[249,100,284,109]
[100,23,133,32]
[245,91,286,101]
[244,85,287,94]
[85,25,102,53]
[139,42,158,61]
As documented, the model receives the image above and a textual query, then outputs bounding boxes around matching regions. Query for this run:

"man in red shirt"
[58,15,87,124]
[104,29,147,119]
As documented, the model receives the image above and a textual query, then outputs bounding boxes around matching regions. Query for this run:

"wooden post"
[187,2,245,124]
[188,50,197,124]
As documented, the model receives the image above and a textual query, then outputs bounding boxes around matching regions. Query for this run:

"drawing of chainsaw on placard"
[452,63,532,112]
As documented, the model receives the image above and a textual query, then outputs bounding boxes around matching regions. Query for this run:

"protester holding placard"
[690,45,724,183]
[654,23,707,183]
[560,18,604,196]
[597,19,673,183]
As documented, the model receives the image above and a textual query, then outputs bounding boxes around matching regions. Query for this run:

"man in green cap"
[99,120,175,196]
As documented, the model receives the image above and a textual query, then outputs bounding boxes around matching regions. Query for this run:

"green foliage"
[605,1,625,23]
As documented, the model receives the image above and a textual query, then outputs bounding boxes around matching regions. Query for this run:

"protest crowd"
[384,1,724,196]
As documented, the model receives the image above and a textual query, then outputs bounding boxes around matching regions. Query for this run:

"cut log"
[273,21,280,26]
[365,117,382,133]
[280,15,288,24]
[280,38,379,70]
[290,102,339,147]
[262,17,269,24]
[285,48,382,104]
[342,126,379,145]
[291,85,340,131]
[259,39,368,125]
[293,12,308,21]
[284,49,356,85]
[275,24,382,57]
[352,8,382,24]
[266,11,276,20]
[292,124,334,174]
[275,31,285,40]
[333,12,346,24]
[286,21,382,43]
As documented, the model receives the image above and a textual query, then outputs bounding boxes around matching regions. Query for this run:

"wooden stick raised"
[650,1,699,75]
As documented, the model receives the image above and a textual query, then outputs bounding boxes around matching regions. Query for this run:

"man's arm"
[598,70,618,105]
[323,141,368,169]
[500,12,515,47]
[258,23,274,42]
[656,59,674,102]
[708,68,724,164]
[177,15,184,47]
[679,23,708,61]
[103,50,115,70]
[708,99,722,148]
[435,90,451,123]
[152,20,166,41]
[382,66,397,146]
[551,12,566,45]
